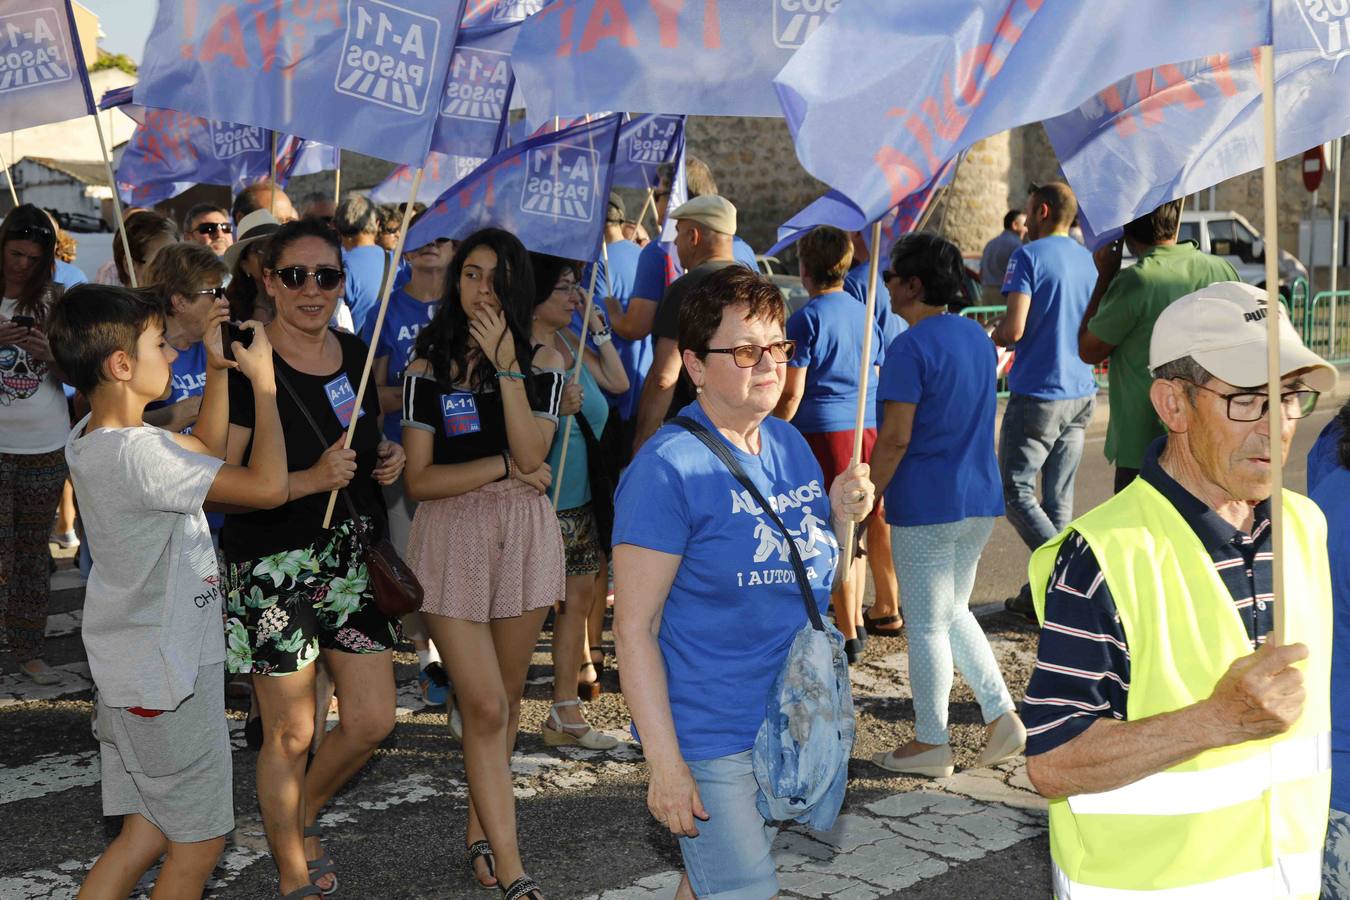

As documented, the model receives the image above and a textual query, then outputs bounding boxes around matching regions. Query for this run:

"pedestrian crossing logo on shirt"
[209,122,266,160]
[1298,0,1350,59]
[521,142,598,223]
[335,0,441,115]
[729,477,837,588]
[627,116,680,164]
[324,373,365,429]
[772,0,840,49]
[442,46,510,123]
[441,390,481,435]
[0,6,73,93]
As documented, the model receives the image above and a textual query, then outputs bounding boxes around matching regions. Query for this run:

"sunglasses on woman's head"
[273,265,345,291]
[9,224,53,244]
[194,222,232,237]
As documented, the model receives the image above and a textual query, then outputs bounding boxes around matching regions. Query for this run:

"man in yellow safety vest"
[1021,280,1338,898]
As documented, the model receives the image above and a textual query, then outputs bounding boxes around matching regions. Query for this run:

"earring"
[695,386,703,395]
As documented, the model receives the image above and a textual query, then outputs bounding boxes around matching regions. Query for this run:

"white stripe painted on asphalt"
[0,750,99,805]
[0,661,92,707]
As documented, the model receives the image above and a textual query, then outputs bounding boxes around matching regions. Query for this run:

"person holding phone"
[0,204,68,685]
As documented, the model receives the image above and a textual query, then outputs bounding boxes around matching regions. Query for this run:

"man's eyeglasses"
[1186,381,1320,422]
[272,265,345,291]
[194,222,232,237]
[704,340,796,368]
[193,286,227,300]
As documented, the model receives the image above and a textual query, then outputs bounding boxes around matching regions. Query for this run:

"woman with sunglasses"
[401,229,565,899]
[0,204,68,684]
[614,266,873,899]
[868,232,1023,778]
[528,253,628,750]
[220,219,406,899]
[142,243,230,434]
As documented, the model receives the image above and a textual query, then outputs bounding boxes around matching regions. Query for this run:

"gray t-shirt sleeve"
[121,428,224,515]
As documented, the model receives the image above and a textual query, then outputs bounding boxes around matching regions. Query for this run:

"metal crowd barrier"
[957,304,1109,398]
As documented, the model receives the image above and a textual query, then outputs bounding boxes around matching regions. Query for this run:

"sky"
[77,0,154,63]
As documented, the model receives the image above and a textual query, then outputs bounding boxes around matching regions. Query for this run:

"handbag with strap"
[671,416,855,831]
[275,367,424,618]
[574,411,615,549]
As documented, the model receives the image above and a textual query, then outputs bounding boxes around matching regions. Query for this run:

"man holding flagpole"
[1023,282,1336,898]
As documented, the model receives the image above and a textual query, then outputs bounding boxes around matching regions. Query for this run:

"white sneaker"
[448,702,463,742]
[50,531,79,549]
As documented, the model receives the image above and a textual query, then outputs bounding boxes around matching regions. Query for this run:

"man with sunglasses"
[1022,281,1337,898]
[182,204,234,257]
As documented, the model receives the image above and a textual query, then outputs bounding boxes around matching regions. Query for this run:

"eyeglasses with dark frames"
[194,222,233,237]
[9,224,54,245]
[1184,381,1320,422]
[704,340,796,368]
[272,265,345,291]
[193,286,228,300]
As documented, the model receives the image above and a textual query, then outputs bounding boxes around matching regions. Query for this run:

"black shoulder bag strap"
[671,416,825,633]
[273,367,365,533]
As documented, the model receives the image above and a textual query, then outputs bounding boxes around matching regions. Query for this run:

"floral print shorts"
[222,519,401,676]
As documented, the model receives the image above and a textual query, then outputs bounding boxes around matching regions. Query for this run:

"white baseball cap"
[1149,281,1337,392]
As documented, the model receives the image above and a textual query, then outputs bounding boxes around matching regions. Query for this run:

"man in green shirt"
[1078,200,1237,491]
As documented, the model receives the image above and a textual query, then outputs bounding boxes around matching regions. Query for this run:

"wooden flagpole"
[270,132,278,217]
[92,111,136,287]
[551,244,606,508]
[333,149,342,207]
[1258,44,1286,645]
[321,167,425,528]
[839,220,883,574]
[0,143,18,206]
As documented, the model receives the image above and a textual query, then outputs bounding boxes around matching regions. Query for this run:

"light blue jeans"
[891,517,1015,744]
[999,393,1096,550]
[679,750,780,900]
[1326,806,1350,899]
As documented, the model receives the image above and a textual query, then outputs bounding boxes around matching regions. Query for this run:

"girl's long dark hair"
[1,204,59,317]
[414,228,537,396]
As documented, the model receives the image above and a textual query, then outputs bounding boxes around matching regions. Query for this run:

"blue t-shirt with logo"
[877,314,1004,527]
[1000,235,1098,400]
[342,244,389,335]
[629,236,758,302]
[146,342,207,411]
[786,291,884,433]
[843,261,906,350]
[612,401,838,760]
[577,239,648,421]
[1309,424,1350,810]
[361,288,438,443]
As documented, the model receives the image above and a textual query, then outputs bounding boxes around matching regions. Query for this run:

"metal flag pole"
[839,219,884,575]
[321,167,425,528]
[1258,44,1287,645]
[92,111,136,287]
[0,142,17,206]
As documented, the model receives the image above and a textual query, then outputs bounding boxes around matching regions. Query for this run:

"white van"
[1125,210,1306,290]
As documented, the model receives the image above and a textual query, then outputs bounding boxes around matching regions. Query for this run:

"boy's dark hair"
[47,283,165,396]
[1123,199,1184,246]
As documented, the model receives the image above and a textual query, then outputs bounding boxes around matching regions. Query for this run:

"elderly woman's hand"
[829,462,875,525]
[647,758,710,837]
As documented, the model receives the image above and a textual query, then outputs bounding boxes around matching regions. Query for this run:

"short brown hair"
[1029,182,1077,231]
[144,242,228,312]
[47,283,164,396]
[678,266,786,356]
[797,226,853,287]
[113,211,179,287]
[1123,199,1183,246]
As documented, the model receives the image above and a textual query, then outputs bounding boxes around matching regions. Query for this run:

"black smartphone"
[11,315,35,329]
[221,322,254,361]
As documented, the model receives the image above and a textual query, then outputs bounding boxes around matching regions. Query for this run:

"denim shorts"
[678,750,779,900]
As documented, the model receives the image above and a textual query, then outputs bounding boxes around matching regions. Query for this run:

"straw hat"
[222,209,281,271]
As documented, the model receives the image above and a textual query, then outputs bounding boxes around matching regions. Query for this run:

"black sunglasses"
[273,265,344,291]
[193,286,227,300]
[195,221,232,237]
[9,224,53,244]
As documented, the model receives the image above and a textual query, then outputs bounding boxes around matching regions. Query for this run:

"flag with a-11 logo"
[405,113,622,260]
[0,0,93,132]
[611,114,685,190]
[135,0,464,166]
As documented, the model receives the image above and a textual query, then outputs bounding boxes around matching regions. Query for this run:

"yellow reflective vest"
[1029,477,1332,898]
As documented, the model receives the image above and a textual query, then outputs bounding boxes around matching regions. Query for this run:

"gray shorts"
[97,661,234,843]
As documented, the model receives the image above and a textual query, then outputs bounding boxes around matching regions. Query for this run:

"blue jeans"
[679,750,780,899]
[999,393,1096,550]
[1326,806,1350,899]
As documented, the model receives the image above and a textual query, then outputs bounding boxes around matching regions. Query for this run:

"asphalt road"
[0,402,1340,899]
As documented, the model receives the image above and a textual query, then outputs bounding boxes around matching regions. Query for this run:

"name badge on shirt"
[441,391,481,436]
[324,373,365,429]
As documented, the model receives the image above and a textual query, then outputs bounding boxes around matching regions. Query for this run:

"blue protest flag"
[370,150,488,204]
[430,18,526,159]
[0,0,94,131]
[1048,1,1350,242]
[774,0,1273,231]
[115,110,279,206]
[405,113,622,260]
[513,0,833,129]
[135,0,466,166]
[280,138,340,178]
[460,0,545,30]
[612,114,685,190]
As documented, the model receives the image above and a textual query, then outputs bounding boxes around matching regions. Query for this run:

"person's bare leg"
[865,512,902,630]
[55,478,76,536]
[550,574,594,728]
[583,553,609,683]
[252,665,318,895]
[78,813,168,900]
[149,836,226,899]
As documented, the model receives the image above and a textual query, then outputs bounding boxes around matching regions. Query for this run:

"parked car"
[54,211,111,233]
[756,254,811,314]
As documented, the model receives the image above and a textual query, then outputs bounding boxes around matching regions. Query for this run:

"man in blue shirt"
[585,193,647,452]
[334,194,390,334]
[979,209,1026,306]
[992,182,1098,614]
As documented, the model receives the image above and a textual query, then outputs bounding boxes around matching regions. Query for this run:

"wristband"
[499,450,513,481]
[592,329,612,346]
[495,370,527,380]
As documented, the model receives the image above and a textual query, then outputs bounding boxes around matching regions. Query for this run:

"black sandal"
[863,614,903,636]
[303,824,337,896]
[467,839,497,890]
[499,875,544,900]
[281,886,323,899]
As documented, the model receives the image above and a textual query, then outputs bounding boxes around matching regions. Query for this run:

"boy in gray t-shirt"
[48,284,288,899]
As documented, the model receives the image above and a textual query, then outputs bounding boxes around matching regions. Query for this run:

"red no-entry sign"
[1304,146,1326,192]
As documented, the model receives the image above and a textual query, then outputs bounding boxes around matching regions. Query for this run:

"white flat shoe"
[871,743,954,778]
[975,712,1027,767]
[19,660,61,686]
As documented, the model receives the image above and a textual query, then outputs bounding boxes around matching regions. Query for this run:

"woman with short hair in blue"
[614,265,874,899]
[868,233,1025,779]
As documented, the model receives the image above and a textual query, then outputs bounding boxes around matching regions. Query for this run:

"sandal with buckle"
[303,824,337,896]
[499,875,544,900]
[541,700,618,750]
[863,613,903,636]
[466,839,497,890]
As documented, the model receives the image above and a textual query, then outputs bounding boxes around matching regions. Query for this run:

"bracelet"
[592,329,612,346]
[495,370,527,380]
[500,450,513,481]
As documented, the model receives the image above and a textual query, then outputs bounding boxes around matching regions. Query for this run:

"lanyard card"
[324,373,365,429]
[441,391,482,436]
